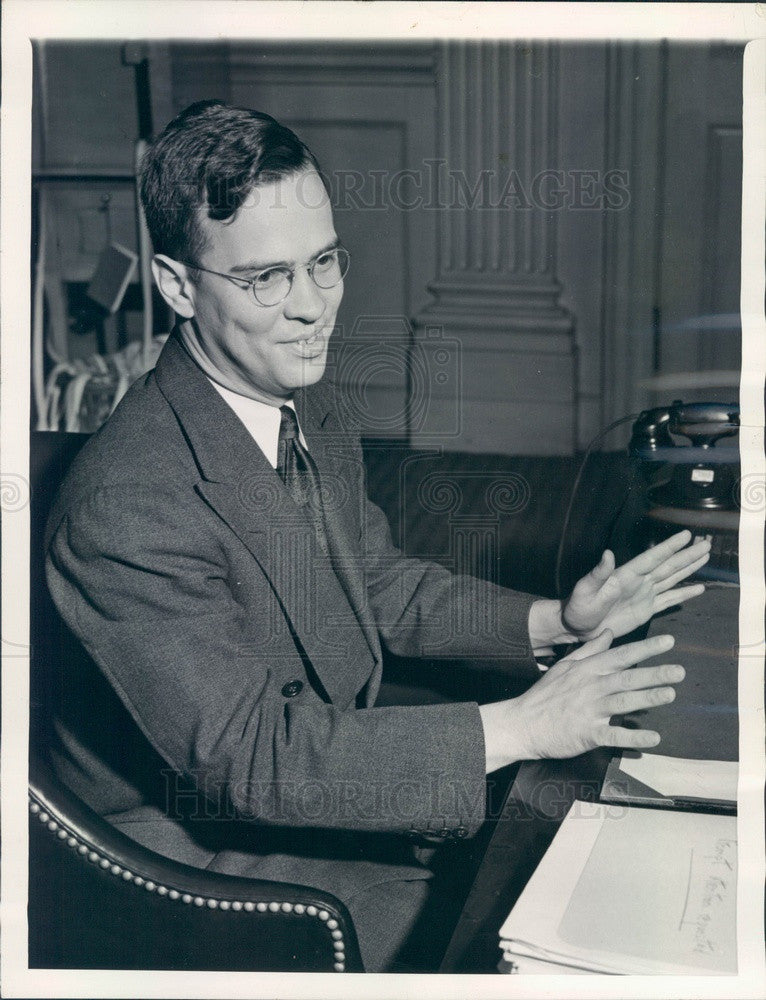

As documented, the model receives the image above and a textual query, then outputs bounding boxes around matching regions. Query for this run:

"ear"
[151,254,196,319]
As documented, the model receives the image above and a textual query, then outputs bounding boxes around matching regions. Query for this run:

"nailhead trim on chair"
[29,796,348,971]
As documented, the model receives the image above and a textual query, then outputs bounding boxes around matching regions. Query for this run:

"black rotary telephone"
[629,401,740,511]
[628,401,740,583]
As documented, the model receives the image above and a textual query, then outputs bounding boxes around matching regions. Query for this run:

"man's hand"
[560,529,710,642]
[479,629,684,772]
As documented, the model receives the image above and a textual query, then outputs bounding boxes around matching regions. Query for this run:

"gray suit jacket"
[45,331,540,904]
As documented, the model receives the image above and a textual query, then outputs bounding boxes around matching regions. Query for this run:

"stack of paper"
[601,751,738,811]
[499,802,738,975]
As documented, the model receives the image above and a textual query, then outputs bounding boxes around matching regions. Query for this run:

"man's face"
[180,168,343,403]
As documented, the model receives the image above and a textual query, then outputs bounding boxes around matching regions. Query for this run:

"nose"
[282,265,326,323]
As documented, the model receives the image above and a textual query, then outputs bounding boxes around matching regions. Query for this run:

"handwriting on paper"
[555,807,737,973]
[679,837,737,961]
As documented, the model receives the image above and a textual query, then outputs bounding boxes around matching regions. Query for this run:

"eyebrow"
[229,237,341,275]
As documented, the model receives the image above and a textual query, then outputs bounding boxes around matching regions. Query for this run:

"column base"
[410,301,576,455]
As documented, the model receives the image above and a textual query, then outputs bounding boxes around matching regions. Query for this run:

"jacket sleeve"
[46,483,488,838]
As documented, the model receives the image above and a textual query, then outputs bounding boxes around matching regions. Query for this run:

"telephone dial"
[628,401,740,583]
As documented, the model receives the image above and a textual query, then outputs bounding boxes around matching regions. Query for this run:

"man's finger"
[605,662,685,693]
[621,529,693,575]
[588,549,615,585]
[649,538,712,585]
[564,628,613,661]
[597,725,662,750]
[653,554,710,594]
[653,583,706,614]
[591,633,675,673]
[606,684,677,717]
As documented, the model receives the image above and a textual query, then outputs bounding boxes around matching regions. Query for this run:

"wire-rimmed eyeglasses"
[183,246,350,307]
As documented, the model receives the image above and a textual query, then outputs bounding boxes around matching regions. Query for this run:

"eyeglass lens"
[252,248,350,305]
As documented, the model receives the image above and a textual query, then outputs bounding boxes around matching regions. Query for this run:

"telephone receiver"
[629,401,739,454]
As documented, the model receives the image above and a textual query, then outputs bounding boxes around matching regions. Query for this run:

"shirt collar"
[206,378,305,468]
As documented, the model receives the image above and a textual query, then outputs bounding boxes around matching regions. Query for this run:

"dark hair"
[139,100,321,262]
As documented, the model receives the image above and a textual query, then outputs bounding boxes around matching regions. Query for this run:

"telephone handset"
[630,401,739,454]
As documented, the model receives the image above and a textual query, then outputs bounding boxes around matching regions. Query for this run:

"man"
[45,101,710,972]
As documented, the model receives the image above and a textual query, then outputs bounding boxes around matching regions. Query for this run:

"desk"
[440,583,739,973]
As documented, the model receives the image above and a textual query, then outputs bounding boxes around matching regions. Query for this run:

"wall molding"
[229,42,437,87]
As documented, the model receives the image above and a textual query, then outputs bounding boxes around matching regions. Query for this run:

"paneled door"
[654,43,744,404]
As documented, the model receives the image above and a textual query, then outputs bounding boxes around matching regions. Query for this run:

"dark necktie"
[276,405,329,554]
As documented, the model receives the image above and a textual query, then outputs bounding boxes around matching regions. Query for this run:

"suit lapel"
[155,333,378,711]
[295,388,382,672]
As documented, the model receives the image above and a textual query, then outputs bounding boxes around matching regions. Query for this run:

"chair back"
[30,432,90,751]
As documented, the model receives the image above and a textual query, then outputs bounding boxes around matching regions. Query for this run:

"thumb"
[567,627,613,661]
[590,549,615,585]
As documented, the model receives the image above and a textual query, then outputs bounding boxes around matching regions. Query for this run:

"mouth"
[290,331,327,358]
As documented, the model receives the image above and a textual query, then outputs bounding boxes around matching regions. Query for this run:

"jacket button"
[281,680,303,698]
[455,827,468,839]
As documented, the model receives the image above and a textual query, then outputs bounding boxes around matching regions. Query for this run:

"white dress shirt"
[207,379,307,468]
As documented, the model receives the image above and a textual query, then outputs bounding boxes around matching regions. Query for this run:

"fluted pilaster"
[419,41,572,330]
[412,41,575,454]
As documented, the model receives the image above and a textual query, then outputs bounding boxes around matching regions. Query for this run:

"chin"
[292,358,327,389]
